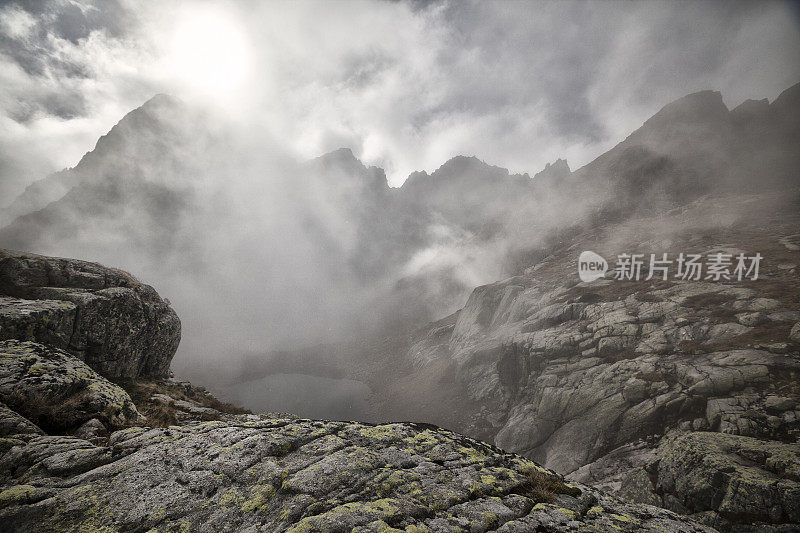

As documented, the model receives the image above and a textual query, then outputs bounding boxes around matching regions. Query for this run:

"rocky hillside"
[351,189,800,532]
[0,94,192,230]
[0,251,714,532]
[237,187,800,531]
[224,83,800,531]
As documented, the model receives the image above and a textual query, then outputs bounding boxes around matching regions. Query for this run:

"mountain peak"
[316,147,358,163]
[731,98,769,114]
[430,155,511,180]
[533,158,570,181]
[119,94,184,125]
[643,90,728,129]
[311,147,370,175]
[141,93,181,109]
[771,81,800,123]
[437,154,487,170]
[308,148,389,193]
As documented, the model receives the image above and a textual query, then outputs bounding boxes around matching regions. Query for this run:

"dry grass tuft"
[601,348,638,363]
[3,389,50,426]
[139,401,179,427]
[517,469,582,503]
[111,378,250,428]
[681,322,793,354]
[635,292,663,303]
[682,292,735,309]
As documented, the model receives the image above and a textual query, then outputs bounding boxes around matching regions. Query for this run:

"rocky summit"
[0,250,714,532]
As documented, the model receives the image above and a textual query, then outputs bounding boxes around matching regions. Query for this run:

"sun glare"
[170,11,250,95]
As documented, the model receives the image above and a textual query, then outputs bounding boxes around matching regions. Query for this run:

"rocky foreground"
[1,413,712,533]
[0,250,715,531]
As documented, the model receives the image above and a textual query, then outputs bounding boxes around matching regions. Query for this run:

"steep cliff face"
[0,340,141,431]
[565,83,800,212]
[0,251,714,532]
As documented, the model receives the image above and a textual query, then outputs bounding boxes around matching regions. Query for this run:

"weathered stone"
[72,418,108,444]
[765,396,797,412]
[0,402,42,438]
[618,467,661,507]
[656,432,800,528]
[736,312,768,327]
[0,417,714,532]
[732,298,781,312]
[0,249,180,379]
[790,322,800,345]
[0,340,140,431]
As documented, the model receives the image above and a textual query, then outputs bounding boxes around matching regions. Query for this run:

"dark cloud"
[0,0,134,120]
[52,3,91,43]
[14,0,134,40]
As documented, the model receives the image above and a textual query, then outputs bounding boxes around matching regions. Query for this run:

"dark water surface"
[223,373,371,421]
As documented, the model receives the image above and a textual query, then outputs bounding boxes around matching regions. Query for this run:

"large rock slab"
[0,249,180,378]
[0,417,713,532]
[0,340,140,431]
[655,432,800,530]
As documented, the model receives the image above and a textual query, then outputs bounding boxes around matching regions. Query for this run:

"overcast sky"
[1,0,799,201]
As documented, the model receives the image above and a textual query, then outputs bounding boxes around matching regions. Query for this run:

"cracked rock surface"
[655,432,800,530]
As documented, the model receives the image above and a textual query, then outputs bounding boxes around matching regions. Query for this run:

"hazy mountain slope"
[0,94,576,358]
[567,84,800,214]
[0,177,189,259]
[397,155,536,231]
[354,188,800,531]
[0,95,193,227]
[168,81,800,383]
[6,84,795,344]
